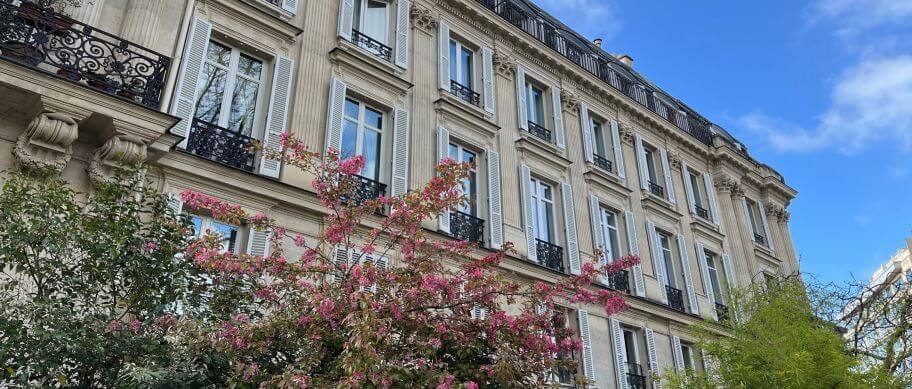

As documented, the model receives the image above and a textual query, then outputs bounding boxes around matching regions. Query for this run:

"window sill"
[641,191,682,221]
[514,132,572,172]
[433,92,499,138]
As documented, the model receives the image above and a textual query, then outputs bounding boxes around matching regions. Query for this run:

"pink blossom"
[146,242,156,252]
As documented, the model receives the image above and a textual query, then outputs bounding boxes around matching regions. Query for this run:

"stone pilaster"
[13,110,79,173]
[713,173,754,287]
[120,0,165,49]
[776,210,799,275]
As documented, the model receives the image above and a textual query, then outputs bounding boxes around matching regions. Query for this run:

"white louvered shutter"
[170,17,211,148]
[437,126,451,233]
[758,202,775,250]
[551,86,565,149]
[578,310,596,385]
[437,20,450,90]
[659,147,676,204]
[246,228,271,257]
[647,220,669,304]
[471,304,488,320]
[681,161,696,215]
[671,336,685,371]
[481,47,495,115]
[579,102,593,162]
[520,165,536,262]
[561,182,580,275]
[589,195,604,260]
[390,108,410,196]
[337,0,354,40]
[721,253,736,292]
[624,210,646,297]
[677,234,700,315]
[645,328,660,389]
[695,242,718,320]
[610,318,629,389]
[704,173,720,225]
[634,134,648,190]
[281,0,297,13]
[166,192,183,216]
[742,198,756,238]
[610,119,625,179]
[393,0,410,68]
[515,66,528,131]
[259,55,294,178]
[324,77,347,154]
[487,149,504,249]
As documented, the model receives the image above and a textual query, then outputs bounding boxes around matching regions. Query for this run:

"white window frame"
[705,251,726,303]
[525,81,547,127]
[530,177,555,244]
[658,231,677,288]
[643,146,659,183]
[353,0,391,44]
[688,170,705,209]
[198,39,266,136]
[599,207,621,261]
[746,198,765,240]
[189,214,244,254]
[341,97,386,180]
[448,38,476,91]
[448,143,479,216]
[622,327,641,365]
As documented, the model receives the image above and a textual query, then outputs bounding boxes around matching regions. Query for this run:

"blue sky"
[535,0,912,284]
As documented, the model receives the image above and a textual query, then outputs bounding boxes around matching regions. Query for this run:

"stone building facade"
[0,0,799,387]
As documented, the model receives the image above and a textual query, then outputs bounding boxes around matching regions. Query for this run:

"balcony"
[715,302,729,322]
[695,204,710,220]
[449,210,485,244]
[350,29,392,62]
[0,1,170,109]
[449,80,480,107]
[754,233,767,246]
[604,269,629,293]
[536,239,564,273]
[343,174,386,206]
[666,285,685,312]
[186,119,257,172]
[526,121,551,143]
[592,154,612,173]
[647,180,665,198]
[626,362,647,389]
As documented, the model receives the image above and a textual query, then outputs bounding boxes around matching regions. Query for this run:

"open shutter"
[281,0,298,13]
[393,0,410,68]
[634,134,648,190]
[610,119,625,179]
[515,66,528,131]
[561,182,580,275]
[579,102,593,162]
[170,17,211,148]
[520,164,536,262]
[436,126,451,233]
[487,149,504,249]
[481,47,495,115]
[659,147,676,204]
[246,227,271,257]
[259,55,294,178]
[578,310,596,385]
[677,234,700,315]
[721,253,736,292]
[624,210,646,297]
[471,304,488,320]
[610,318,629,389]
[437,20,450,90]
[589,195,605,259]
[742,198,756,237]
[681,161,696,215]
[390,108,410,196]
[324,77,347,154]
[671,336,685,371]
[704,173,720,225]
[646,220,669,304]
[551,85,565,149]
[645,328,660,389]
[337,0,354,40]
[758,202,774,250]
[695,242,718,321]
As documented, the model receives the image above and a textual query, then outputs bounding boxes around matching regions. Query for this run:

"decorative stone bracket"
[87,134,148,184]
[410,4,437,33]
[13,110,79,173]
[493,50,515,78]
[559,88,578,112]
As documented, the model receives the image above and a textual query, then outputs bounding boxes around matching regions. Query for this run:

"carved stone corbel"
[493,50,515,78]
[87,134,148,184]
[559,88,578,112]
[713,173,741,196]
[666,149,682,170]
[13,110,79,173]
[764,201,786,221]
[780,210,791,223]
[619,122,635,146]
[410,4,437,34]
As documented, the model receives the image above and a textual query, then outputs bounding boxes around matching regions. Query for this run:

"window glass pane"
[365,106,383,129]
[190,216,203,237]
[460,47,473,88]
[623,330,636,362]
[448,143,458,160]
[362,129,381,180]
[212,221,238,253]
[353,0,362,33]
[644,149,657,182]
[237,54,262,79]
[206,41,230,66]
[194,64,227,124]
[341,119,358,159]
[690,173,704,207]
[449,41,458,81]
[344,98,359,120]
[227,76,259,135]
[542,202,553,242]
[363,0,389,44]
[592,121,606,156]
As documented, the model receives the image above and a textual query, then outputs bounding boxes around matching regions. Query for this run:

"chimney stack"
[593,38,602,48]
[616,54,633,67]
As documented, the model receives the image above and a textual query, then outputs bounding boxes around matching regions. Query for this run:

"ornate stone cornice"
[410,4,437,34]
[492,50,515,78]
[764,201,788,222]
[559,88,578,112]
[13,110,79,173]
[780,210,791,223]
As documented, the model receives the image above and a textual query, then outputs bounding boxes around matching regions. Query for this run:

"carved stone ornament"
[410,4,436,33]
[764,201,786,220]
[666,149,682,170]
[492,50,515,78]
[713,173,741,195]
[87,134,148,184]
[780,210,791,223]
[619,123,635,145]
[13,110,79,173]
[559,89,578,112]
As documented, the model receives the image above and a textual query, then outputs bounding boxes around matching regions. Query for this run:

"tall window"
[448,40,474,90]
[550,310,574,385]
[591,117,607,158]
[529,177,554,243]
[352,0,390,44]
[658,232,676,288]
[704,251,725,303]
[190,215,240,253]
[195,40,264,136]
[643,147,659,184]
[681,343,694,370]
[745,198,766,243]
[689,170,705,209]
[525,81,546,126]
[448,143,477,215]
[622,328,640,365]
[341,98,383,180]
[599,207,621,261]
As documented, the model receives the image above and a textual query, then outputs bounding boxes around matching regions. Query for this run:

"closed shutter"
[487,149,504,249]
[259,55,294,178]
[324,77,347,154]
[246,227,271,257]
[520,164,536,262]
[659,147,676,204]
[579,102,593,163]
[677,234,700,315]
[365,254,388,293]
[281,0,298,13]
[589,195,605,260]
[337,0,354,40]
[390,108,410,196]
[610,318,629,389]
[471,304,488,320]
[436,126,450,233]
[393,0,410,68]
[515,66,528,131]
[695,242,718,321]
[646,220,669,304]
[578,310,596,385]
[703,173,720,225]
[721,253,736,291]
[561,182,580,275]
[170,17,211,148]
[645,328,660,389]
[741,197,756,237]
[610,120,625,179]
[551,85,565,149]
[758,201,775,250]
[634,134,648,190]
[671,336,685,371]
[624,210,646,297]
[437,20,450,90]
[481,47,495,115]
[681,161,696,215]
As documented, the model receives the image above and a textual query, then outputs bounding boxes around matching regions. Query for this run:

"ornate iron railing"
[715,302,729,322]
[186,119,257,172]
[666,285,685,312]
[472,0,715,146]
[536,239,564,273]
[695,205,710,220]
[647,180,665,198]
[592,154,612,173]
[345,174,386,206]
[0,1,170,108]
[605,269,629,293]
[626,362,647,389]
[754,233,767,246]
[526,121,551,142]
[350,29,392,62]
[450,210,485,244]
[449,80,480,107]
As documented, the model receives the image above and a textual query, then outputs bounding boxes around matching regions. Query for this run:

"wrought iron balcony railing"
[666,285,685,312]
[186,119,257,172]
[344,173,386,206]
[647,180,665,198]
[350,29,392,62]
[604,269,629,293]
[536,239,564,273]
[592,154,612,173]
[0,1,170,109]
[449,80,480,107]
[715,302,729,322]
[754,233,767,246]
[695,205,710,220]
[450,210,485,244]
[526,121,551,142]
[626,362,647,389]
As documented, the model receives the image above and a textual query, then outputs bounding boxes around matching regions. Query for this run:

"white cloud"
[535,0,622,42]
[813,0,912,31]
